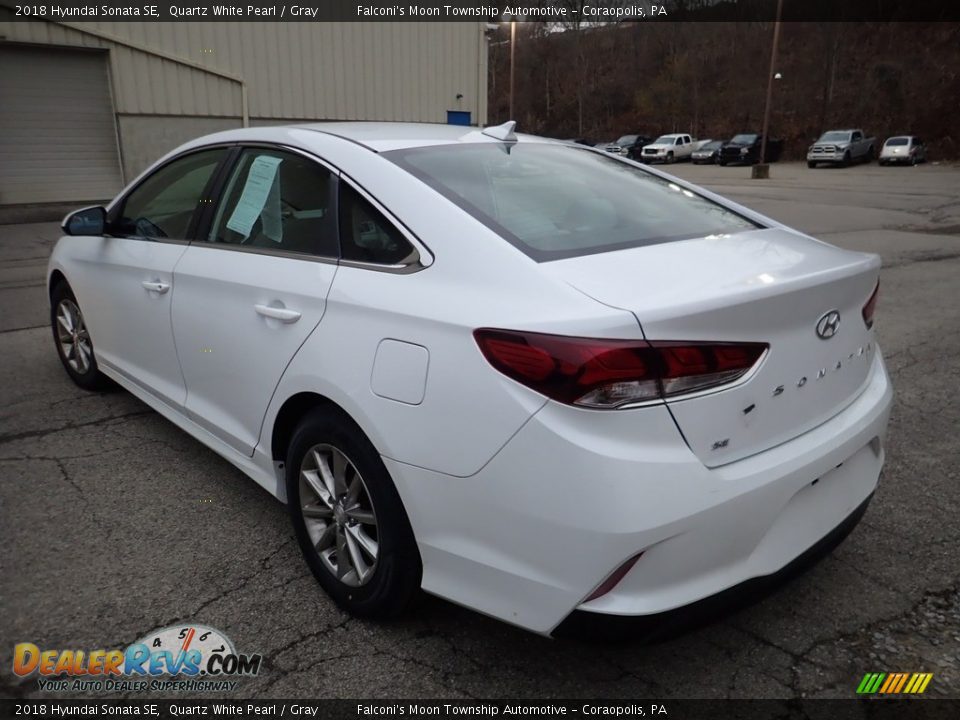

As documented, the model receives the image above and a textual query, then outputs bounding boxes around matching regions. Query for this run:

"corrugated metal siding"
[0,14,486,123]
[0,44,123,204]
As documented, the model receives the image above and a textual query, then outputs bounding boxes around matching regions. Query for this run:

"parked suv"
[604,134,652,160]
[718,133,783,165]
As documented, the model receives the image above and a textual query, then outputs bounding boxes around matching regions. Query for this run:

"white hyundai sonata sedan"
[48,121,892,636]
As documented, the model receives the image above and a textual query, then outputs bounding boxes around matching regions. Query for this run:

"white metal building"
[0,17,489,210]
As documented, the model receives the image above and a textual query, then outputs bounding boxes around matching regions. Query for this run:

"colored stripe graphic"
[857,672,933,694]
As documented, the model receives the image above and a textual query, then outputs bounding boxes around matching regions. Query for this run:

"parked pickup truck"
[717,133,783,165]
[807,129,876,167]
[640,133,696,163]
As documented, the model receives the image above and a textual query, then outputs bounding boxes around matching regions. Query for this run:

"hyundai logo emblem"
[816,310,841,339]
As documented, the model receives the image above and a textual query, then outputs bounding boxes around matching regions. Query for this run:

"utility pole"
[755,0,784,178]
[509,20,517,120]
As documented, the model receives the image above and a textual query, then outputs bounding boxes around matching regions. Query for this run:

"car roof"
[242,122,560,152]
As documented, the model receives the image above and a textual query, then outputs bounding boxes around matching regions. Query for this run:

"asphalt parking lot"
[2,161,958,700]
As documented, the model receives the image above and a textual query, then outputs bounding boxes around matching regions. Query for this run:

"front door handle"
[142,280,170,294]
[254,304,302,324]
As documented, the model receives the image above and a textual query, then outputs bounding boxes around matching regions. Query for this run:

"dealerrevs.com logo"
[13,624,262,693]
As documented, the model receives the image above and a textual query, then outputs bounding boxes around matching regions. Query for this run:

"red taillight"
[862,281,879,329]
[473,329,767,408]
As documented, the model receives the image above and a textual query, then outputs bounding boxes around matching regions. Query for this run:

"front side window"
[114,148,226,240]
[385,143,760,262]
[338,183,417,265]
[208,148,337,257]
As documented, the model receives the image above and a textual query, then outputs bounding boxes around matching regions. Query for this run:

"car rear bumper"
[386,349,892,635]
[555,489,874,640]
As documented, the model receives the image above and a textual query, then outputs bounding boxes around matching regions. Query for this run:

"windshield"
[730,134,758,144]
[653,135,676,144]
[820,131,851,142]
[385,143,760,262]
[885,137,909,146]
[615,135,638,145]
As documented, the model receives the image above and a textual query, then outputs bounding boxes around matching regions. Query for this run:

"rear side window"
[385,143,759,262]
[338,183,416,265]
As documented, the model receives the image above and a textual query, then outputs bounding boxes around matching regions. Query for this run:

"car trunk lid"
[540,228,880,467]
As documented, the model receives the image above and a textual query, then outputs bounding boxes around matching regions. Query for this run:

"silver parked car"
[879,136,927,166]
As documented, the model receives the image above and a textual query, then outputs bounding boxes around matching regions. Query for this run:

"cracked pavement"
[1,162,958,699]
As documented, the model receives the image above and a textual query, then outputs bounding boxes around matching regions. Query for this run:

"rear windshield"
[885,137,909,146]
[385,143,760,262]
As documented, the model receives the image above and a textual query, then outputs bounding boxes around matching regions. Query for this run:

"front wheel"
[50,282,112,391]
[842,152,851,167]
[807,161,817,168]
[666,152,675,164]
[286,407,421,618]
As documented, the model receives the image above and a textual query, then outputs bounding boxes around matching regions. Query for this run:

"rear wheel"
[50,282,111,391]
[286,407,421,618]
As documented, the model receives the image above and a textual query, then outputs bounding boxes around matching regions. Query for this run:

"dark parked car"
[718,133,783,166]
[692,140,723,164]
[604,134,653,160]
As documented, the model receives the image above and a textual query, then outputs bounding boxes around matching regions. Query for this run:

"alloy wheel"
[56,299,92,374]
[299,444,379,587]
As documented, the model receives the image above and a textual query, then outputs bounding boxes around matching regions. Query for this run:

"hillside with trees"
[488,21,960,159]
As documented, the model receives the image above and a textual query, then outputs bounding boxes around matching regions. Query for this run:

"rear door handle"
[142,280,170,294]
[254,304,302,324]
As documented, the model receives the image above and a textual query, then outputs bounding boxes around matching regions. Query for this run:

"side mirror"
[62,206,107,236]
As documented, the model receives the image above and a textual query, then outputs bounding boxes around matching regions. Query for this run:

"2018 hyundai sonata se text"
[49,122,892,635]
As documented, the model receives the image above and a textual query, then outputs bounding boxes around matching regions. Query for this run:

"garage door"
[0,44,123,205]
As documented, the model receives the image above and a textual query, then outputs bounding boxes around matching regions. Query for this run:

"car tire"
[842,152,851,167]
[666,152,675,164]
[807,161,816,168]
[50,281,112,392]
[866,146,875,163]
[286,406,422,619]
